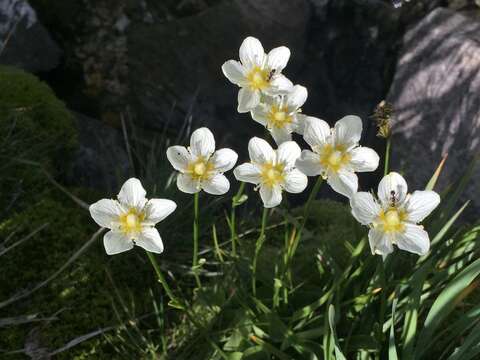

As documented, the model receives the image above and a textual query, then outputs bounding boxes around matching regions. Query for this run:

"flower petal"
[349,147,380,172]
[203,174,230,195]
[286,85,308,111]
[303,116,331,149]
[378,172,408,207]
[267,74,293,95]
[117,178,147,208]
[234,163,261,184]
[327,170,358,198]
[396,223,430,255]
[177,173,200,194]
[350,192,381,225]
[209,148,238,173]
[334,115,362,148]
[221,60,247,86]
[276,141,301,168]
[239,36,265,66]
[266,46,290,72]
[271,127,292,145]
[368,228,393,256]
[166,146,191,172]
[294,113,308,135]
[238,88,261,113]
[248,137,275,164]
[260,185,283,208]
[283,169,308,193]
[89,199,121,228]
[135,227,164,254]
[404,190,440,223]
[251,105,268,126]
[295,150,323,176]
[144,199,177,225]
[103,231,134,255]
[190,127,215,158]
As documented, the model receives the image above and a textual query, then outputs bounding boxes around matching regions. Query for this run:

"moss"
[0,66,78,209]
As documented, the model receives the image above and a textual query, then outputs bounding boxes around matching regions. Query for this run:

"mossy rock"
[0,66,77,209]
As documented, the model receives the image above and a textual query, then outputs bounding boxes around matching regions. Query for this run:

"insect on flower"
[89,178,176,255]
[350,172,441,256]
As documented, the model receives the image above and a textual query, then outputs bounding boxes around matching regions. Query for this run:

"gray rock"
[0,0,61,72]
[387,8,480,219]
[70,112,130,192]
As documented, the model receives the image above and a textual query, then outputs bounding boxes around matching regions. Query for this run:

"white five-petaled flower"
[222,36,293,113]
[233,137,307,208]
[251,85,308,145]
[89,178,176,255]
[166,127,238,195]
[295,115,380,198]
[350,172,440,256]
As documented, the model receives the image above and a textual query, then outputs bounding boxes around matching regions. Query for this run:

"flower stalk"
[252,207,269,296]
[193,192,202,288]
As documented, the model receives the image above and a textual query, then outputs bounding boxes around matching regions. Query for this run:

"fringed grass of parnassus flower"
[85,36,479,359]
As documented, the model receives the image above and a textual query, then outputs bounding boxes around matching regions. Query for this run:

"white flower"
[166,127,238,195]
[295,115,379,198]
[350,172,440,256]
[222,36,293,113]
[251,85,308,145]
[233,137,307,208]
[89,178,176,255]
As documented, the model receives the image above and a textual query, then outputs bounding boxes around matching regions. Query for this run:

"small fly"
[267,69,276,82]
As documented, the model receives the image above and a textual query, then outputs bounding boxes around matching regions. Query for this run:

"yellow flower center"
[267,105,292,129]
[260,162,284,188]
[379,208,407,233]
[318,144,351,173]
[246,66,269,90]
[119,208,145,234]
[187,157,214,181]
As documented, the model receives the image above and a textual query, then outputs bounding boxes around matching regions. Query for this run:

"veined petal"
[286,85,308,111]
[327,169,358,198]
[234,163,261,184]
[239,36,265,67]
[260,185,283,208]
[177,173,200,194]
[266,46,290,72]
[334,115,362,148]
[276,141,301,168]
[210,148,238,173]
[166,146,191,172]
[221,60,247,86]
[404,190,440,223]
[118,178,147,208]
[190,127,215,158]
[238,88,261,113]
[396,223,430,255]
[303,116,331,149]
[250,105,268,126]
[267,75,293,95]
[103,230,134,255]
[283,169,308,193]
[351,192,381,225]
[203,174,230,195]
[368,228,393,256]
[295,150,323,176]
[349,147,380,172]
[248,137,276,164]
[144,199,177,225]
[271,127,292,145]
[136,227,164,254]
[89,199,122,228]
[378,172,408,207]
[294,113,308,135]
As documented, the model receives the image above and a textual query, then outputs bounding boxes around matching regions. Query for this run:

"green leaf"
[328,305,347,360]
[447,320,480,360]
[388,297,398,360]
[425,154,448,191]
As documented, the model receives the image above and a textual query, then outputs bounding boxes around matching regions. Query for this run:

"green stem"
[230,182,245,256]
[193,192,202,288]
[384,137,391,176]
[146,251,181,307]
[252,207,269,297]
[379,258,387,332]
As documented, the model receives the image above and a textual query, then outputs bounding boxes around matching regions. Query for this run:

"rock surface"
[387,8,480,219]
[0,0,61,72]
